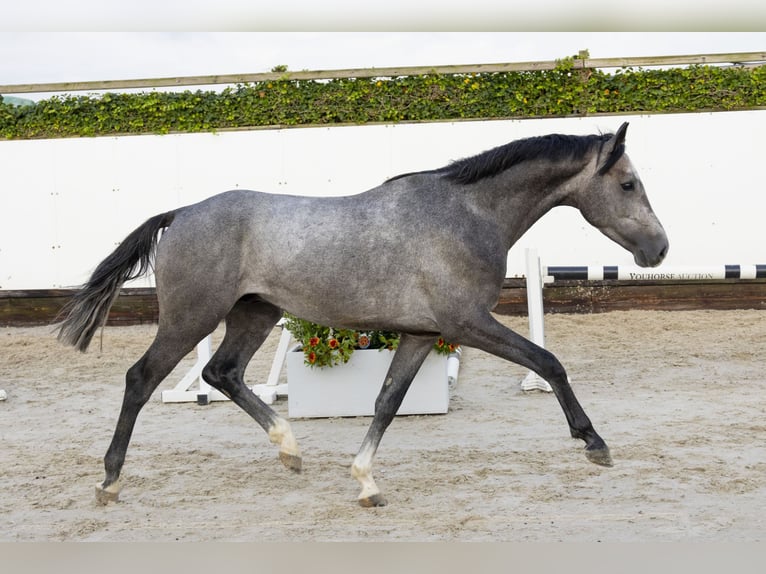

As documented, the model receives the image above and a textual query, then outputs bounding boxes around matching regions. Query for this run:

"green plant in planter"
[283,313,457,368]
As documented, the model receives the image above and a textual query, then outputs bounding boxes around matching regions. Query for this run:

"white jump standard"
[522,251,766,392]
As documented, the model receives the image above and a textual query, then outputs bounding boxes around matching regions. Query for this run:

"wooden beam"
[2,282,766,327]
[0,289,158,327]
[494,279,766,315]
[2,52,764,95]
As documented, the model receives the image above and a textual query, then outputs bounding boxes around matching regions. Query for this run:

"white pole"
[195,336,213,403]
[521,248,552,392]
[251,320,291,404]
[447,347,462,388]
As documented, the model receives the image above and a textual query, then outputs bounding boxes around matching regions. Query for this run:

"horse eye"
[621,182,635,191]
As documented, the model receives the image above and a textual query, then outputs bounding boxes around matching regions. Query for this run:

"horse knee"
[536,349,568,382]
[373,375,407,417]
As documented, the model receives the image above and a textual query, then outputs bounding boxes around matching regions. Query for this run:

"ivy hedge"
[2,58,764,140]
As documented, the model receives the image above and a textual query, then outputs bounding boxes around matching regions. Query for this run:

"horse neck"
[468,158,590,248]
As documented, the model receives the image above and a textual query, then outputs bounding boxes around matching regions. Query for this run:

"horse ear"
[597,122,629,174]
[614,121,628,144]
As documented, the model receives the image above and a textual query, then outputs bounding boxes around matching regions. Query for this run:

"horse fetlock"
[95,480,121,505]
[352,459,384,507]
[570,425,601,446]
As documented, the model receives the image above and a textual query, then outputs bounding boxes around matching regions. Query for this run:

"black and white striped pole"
[544,264,766,281]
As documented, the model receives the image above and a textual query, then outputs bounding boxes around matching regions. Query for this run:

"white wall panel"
[0,140,59,288]
[174,130,286,200]
[1,110,763,289]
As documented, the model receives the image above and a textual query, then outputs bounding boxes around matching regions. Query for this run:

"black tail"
[57,211,175,352]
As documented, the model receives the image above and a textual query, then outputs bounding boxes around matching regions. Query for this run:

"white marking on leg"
[268,417,300,458]
[351,443,380,501]
[94,479,122,505]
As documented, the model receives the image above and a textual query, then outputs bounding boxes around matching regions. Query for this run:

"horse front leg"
[454,309,612,467]
[351,333,437,507]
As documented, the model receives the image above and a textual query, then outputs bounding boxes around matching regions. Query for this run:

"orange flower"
[328,338,339,349]
[309,337,320,347]
[307,351,317,364]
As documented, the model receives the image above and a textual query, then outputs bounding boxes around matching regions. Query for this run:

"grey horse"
[58,122,668,507]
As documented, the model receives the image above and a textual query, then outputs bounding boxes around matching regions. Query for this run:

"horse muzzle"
[633,233,669,268]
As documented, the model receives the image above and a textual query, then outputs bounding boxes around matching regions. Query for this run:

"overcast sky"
[4,1,766,30]
[2,32,764,101]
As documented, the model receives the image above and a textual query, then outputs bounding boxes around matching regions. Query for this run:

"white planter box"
[286,349,450,418]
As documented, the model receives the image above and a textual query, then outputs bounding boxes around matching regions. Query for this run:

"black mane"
[387,132,617,185]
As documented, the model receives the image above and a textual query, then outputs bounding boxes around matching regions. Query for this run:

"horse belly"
[245,253,440,333]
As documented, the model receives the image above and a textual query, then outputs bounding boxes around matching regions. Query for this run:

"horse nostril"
[658,243,668,260]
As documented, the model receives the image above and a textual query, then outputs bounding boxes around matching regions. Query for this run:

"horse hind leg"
[201,296,302,472]
[97,321,218,505]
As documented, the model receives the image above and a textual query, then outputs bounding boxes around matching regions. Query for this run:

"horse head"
[571,122,669,267]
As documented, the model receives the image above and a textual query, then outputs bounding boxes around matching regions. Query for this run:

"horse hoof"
[358,493,387,508]
[279,451,302,473]
[585,445,613,467]
[95,482,121,505]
